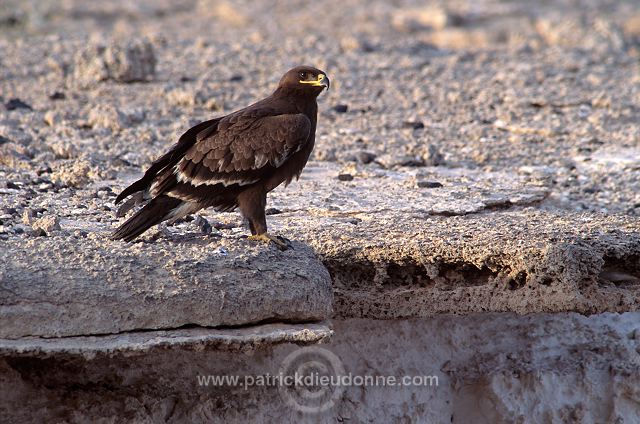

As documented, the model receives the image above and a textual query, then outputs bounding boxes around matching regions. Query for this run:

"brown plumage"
[111,66,329,248]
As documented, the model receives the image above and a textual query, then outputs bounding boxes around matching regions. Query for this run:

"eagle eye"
[299,71,307,80]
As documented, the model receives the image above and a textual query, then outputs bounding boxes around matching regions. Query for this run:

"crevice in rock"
[324,258,500,291]
[598,254,640,288]
[10,317,328,342]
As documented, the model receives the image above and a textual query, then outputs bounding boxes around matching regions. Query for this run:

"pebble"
[402,121,425,129]
[333,104,349,113]
[43,111,64,127]
[31,215,61,234]
[338,173,354,181]
[5,98,32,111]
[422,144,445,167]
[417,181,444,188]
[376,154,425,169]
[194,215,213,235]
[49,91,66,100]
[356,151,377,164]
[22,209,35,225]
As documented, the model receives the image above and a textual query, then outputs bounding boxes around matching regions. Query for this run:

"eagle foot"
[248,233,293,251]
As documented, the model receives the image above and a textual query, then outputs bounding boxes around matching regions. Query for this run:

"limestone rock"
[0,236,333,338]
[30,215,60,235]
[73,40,156,87]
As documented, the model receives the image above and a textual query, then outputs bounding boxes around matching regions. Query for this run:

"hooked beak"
[300,73,330,90]
[318,73,330,90]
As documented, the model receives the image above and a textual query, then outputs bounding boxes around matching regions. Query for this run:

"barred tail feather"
[111,195,183,242]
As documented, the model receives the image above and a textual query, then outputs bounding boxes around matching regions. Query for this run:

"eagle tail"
[111,195,183,242]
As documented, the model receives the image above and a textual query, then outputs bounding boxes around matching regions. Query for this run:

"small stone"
[38,182,54,192]
[340,36,379,52]
[194,215,213,235]
[212,221,236,230]
[0,135,11,145]
[333,104,349,113]
[204,97,221,111]
[87,105,139,132]
[73,40,156,87]
[6,181,20,190]
[417,181,443,188]
[22,209,35,225]
[356,151,377,164]
[5,98,32,111]
[403,121,425,129]
[51,159,94,187]
[229,74,243,82]
[49,91,66,100]
[338,173,354,181]
[43,110,64,127]
[31,215,61,235]
[166,87,197,107]
[376,154,425,168]
[392,7,449,33]
[213,246,229,256]
[37,166,52,175]
[422,144,444,166]
[265,208,282,215]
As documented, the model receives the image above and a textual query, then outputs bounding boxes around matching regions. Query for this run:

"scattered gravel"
[0,0,638,242]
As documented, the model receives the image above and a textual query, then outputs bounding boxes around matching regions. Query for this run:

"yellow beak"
[300,73,330,89]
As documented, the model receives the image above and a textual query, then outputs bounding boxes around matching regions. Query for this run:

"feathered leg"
[237,188,291,250]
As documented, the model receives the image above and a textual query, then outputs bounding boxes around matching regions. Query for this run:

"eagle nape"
[110,65,329,250]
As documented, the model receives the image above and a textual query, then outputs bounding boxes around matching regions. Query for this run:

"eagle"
[111,65,329,249]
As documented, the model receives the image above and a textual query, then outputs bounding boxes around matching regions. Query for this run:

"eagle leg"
[238,188,291,250]
[237,187,268,235]
[248,233,292,251]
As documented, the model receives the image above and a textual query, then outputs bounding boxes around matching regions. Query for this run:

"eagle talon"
[248,233,292,251]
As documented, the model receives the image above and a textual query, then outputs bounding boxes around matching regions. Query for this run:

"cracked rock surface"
[0,237,332,338]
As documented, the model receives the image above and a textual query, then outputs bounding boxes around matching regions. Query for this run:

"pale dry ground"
[1,0,638,319]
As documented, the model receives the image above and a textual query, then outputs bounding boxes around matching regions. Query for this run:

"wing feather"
[151,110,311,202]
[153,113,310,200]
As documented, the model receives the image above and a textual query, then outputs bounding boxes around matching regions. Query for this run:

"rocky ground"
[1,0,640,422]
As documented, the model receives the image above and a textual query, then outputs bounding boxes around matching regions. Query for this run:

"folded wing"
[150,112,312,206]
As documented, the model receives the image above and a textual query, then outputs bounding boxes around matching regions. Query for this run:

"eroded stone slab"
[0,322,332,358]
[267,180,640,318]
[0,237,333,338]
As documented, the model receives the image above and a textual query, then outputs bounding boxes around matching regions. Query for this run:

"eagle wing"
[151,112,312,205]
[115,117,220,205]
